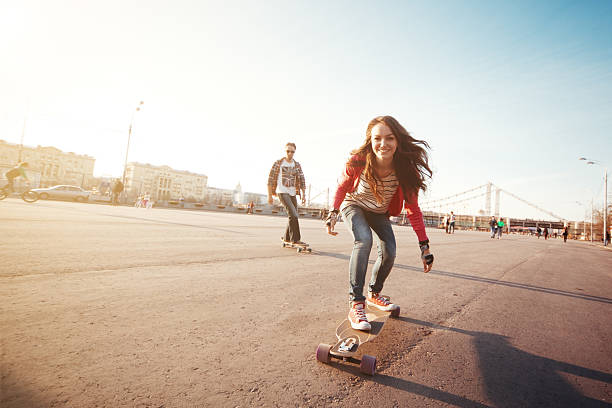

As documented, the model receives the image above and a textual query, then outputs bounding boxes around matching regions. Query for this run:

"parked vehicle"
[29,185,90,202]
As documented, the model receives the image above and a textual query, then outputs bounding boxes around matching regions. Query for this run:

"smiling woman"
[325,115,435,332]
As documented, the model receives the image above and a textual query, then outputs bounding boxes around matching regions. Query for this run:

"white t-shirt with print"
[276,159,297,196]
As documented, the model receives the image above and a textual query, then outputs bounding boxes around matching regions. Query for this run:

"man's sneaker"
[348,302,371,331]
[367,292,399,312]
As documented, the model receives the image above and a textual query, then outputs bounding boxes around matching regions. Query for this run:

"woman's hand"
[421,249,433,273]
[419,243,434,273]
[325,211,338,236]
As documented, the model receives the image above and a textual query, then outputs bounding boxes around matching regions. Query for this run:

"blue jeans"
[278,193,301,242]
[342,205,396,302]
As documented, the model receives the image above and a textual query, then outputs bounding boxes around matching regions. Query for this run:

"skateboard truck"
[280,238,312,253]
[338,338,357,353]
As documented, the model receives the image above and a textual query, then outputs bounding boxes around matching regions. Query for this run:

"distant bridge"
[420,182,567,222]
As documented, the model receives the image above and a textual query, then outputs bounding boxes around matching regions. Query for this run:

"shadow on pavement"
[99,213,248,235]
[0,376,52,408]
[394,264,612,305]
[330,361,492,408]
[314,251,612,305]
[398,317,612,407]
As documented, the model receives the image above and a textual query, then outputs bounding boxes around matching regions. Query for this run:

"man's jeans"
[490,226,496,238]
[342,205,396,303]
[278,193,301,243]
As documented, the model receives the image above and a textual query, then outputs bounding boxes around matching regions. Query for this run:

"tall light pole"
[575,201,587,238]
[18,101,29,163]
[122,101,144,188]
[579,157,608,245]
[591,198,594,242]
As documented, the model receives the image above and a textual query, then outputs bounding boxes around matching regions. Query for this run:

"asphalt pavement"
[1,199,610,407]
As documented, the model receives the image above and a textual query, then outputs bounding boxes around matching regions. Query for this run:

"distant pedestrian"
[562,226,569,243]
[605,230,610,246]
[247,201,255,214]
[543,227,549,240]
[448,211,456,234]
[497,218,505,239]
[536,227,541,239]
[445,214,450,234]
[267,142,307,245]
[143,192,151,209]
[489,216,497,238]
[135,194,143,208]
[111,179,124,205]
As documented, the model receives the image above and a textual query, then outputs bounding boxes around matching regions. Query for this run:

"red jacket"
[332,155,428,242]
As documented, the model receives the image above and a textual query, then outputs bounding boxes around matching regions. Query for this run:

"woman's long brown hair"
[350,115,432,203]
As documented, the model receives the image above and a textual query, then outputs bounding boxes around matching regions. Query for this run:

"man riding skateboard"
[267,142,307,246]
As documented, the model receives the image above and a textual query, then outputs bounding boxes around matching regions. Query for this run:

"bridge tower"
[495,188,501,217]
[485,182,492,215]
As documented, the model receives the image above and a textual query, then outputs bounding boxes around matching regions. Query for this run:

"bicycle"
[0,183,39,202]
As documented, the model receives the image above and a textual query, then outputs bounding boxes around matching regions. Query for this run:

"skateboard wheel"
[360,355,376,375]
[316,343,332,364]
[297,248,302,253]
[391,307,400,318]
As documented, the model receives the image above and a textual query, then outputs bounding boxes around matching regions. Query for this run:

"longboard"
[281,238,312,253]
[316,302,399,375]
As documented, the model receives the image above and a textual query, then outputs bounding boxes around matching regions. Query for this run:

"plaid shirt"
[267,158,306,196]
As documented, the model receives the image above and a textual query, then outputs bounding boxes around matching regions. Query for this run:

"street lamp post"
[575,201,587,238]
[579,157,608,245]
[122,101,144,190]
[591,198,594,242]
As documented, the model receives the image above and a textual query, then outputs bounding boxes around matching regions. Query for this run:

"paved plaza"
[1,199,611,407]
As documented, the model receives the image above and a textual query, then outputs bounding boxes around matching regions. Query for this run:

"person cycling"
[4,162,29,192]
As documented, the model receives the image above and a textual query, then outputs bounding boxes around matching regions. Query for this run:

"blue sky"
[1,0,610,221]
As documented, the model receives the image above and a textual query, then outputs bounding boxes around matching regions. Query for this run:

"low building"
[0,139,94,188]
[204,186,235,206]
[242,191,267,206]
[231,182,267,206]
[124,162,208,202]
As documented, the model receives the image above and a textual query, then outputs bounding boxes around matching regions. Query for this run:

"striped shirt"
[341,170,399,214]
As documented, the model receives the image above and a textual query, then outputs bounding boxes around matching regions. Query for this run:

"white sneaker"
[367,292,399,312]
[348,302,371,331]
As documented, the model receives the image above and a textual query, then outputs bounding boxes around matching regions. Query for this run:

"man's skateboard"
[316,302,400,375]
[281,238,312,253]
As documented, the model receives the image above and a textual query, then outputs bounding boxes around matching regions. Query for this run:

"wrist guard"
[325,209,338,226]
[420,242,434,265]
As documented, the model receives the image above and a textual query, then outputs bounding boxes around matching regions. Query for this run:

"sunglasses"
[286,150,295,153]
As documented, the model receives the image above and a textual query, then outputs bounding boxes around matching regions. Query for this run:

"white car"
[30,185,91,202]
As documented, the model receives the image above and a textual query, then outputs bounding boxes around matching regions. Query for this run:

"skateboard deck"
[316,302,399,375]
[281,238,312,253]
